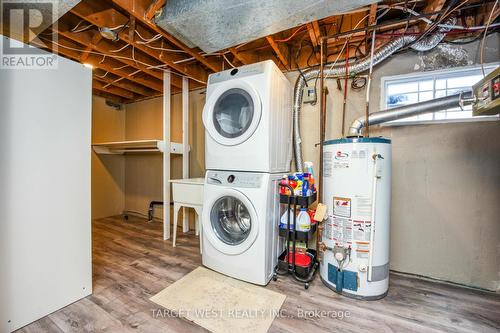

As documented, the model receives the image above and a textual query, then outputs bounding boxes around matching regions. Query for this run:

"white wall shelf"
[92,140,189,155]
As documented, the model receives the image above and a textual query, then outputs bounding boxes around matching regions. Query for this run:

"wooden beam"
[80,32,102,62]
[266,36,289,68]
[145,0,166,21]
[93,72,153,96]
[93,80,136,100]
[92,89,129,103]
[37,34,167,93]
[110,0,221,73]
[307,21,321,47]
[229,47,258,65]
[368,3,377,26]
[70,0,208,84]
[54,22,169,84]
[419,0,446,30]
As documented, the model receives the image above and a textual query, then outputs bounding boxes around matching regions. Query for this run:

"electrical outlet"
[303,86,317,104]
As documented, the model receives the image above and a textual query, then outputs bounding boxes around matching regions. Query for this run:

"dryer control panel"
[206,170,263,188]
[208,61,267,84]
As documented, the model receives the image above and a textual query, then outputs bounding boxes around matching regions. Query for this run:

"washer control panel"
[206,171,263,188]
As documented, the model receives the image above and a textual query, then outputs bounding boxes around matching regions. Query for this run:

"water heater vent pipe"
[347,91,474,137]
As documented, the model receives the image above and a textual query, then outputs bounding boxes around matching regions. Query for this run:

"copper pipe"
[318,37,325,203]
[317,37,326,255]
[341,42,349,137]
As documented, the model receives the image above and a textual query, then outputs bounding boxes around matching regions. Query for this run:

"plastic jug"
[296,208,311,232]
[279,209,295,229]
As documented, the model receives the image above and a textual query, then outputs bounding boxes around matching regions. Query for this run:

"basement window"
[381,64,499,125]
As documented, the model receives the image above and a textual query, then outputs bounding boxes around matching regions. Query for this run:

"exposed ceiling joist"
[92,89,129,103]
[93,80,136,100]
[70,0,207,86]
[145,0,167,21]
[110,0,221,72]
[266,36,289,69]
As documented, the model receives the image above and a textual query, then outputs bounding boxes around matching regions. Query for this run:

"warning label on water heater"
[325,215,353,245]
[333,197,351,218]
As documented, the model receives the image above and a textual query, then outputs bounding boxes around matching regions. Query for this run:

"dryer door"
[202,81,262,146]
[203,188,259,255]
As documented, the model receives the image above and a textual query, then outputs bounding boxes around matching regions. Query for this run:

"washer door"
[203,188,259,255]
[203,81,262,146]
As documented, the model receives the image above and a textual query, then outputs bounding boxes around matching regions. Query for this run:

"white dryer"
[202,60,292,173]
[202,170,281,285]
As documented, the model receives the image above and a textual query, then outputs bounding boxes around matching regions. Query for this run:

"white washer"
[202,60,292,173]
[202,170,281,285]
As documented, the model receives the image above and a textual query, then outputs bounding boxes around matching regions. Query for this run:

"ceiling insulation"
[155,0,378,53]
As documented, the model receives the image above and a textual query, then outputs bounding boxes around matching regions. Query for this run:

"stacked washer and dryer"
[201,60,292,285]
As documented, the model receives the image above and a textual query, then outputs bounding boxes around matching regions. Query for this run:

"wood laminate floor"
[18,216,500,333]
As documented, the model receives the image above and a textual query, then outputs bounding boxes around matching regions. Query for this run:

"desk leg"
[173,203,181,247]
[194,206,202,254]
[182,207,189,233]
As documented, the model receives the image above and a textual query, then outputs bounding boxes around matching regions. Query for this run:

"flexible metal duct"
[292,18,456,170]
[348,91,474,136]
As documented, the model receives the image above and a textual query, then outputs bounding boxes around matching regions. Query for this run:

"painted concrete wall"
[91,97,125,219]
[91,34,499,291]
[290,34,499,291]
[123,90,206,220]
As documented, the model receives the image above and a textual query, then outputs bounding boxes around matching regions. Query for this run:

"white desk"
[169,178,204,251]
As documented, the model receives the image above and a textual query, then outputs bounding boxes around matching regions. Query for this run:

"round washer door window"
[212,88,254,139]
[210,195,251,245]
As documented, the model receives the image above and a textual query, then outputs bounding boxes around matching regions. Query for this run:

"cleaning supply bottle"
[288,175,297,190]
[304,161,315,193]
[296,208,311,232]
[302,179,309,196]
[304,161,314,178]
[279,209,295,229]
[279,175,289,195]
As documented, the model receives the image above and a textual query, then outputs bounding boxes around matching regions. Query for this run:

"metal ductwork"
[348,91,474,137]
[292,18,456,171]
[155,0,377,53]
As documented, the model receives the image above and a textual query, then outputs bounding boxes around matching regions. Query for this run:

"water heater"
[320,137,391,300]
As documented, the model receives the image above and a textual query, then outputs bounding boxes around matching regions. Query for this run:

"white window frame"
[380,63,500,126]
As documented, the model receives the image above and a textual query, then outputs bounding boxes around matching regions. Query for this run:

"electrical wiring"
[294,37,312,86]
[70,20,94,33]
[351,75,367,90]
[34,36,207,84]
[401,0,469,50]
[325,12,375,78]
[480,0,498,76]
[174,57,195,64]
[222,53,235,68]
[135,30,160,42]
[103,76,125,89]
[135,31,162,44]
[138,43,188,53]
[444,28,499,45]
[108,24,128,31]
[109,44,130,53]
[134,30,187,53]
[113,64,129,71]
[95,71,109,79]
[274,25,307,43]
[379,2,500,31]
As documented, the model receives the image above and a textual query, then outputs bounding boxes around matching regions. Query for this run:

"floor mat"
[150,266,286,333]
